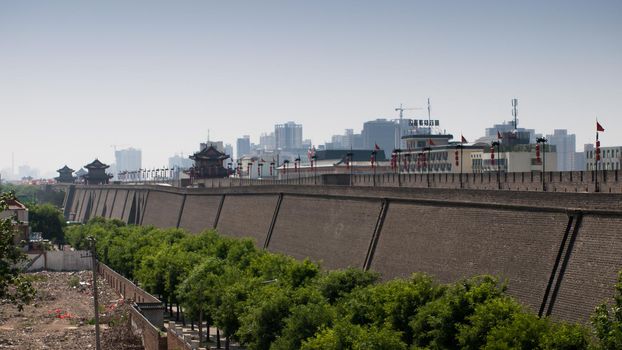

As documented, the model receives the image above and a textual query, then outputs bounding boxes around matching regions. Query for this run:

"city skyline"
[1,0,621,177]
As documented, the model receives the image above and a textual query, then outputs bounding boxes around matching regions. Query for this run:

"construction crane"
[395,104,423,148]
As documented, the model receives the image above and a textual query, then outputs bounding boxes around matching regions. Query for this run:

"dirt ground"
[0,271,144,350]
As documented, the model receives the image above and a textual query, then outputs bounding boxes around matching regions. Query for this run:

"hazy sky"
[1,0,621,178]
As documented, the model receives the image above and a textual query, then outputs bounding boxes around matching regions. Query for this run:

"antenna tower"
[427,98,432,135]
[511,98,518,130]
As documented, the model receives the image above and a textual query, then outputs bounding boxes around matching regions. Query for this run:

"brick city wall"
[65,184,622,322]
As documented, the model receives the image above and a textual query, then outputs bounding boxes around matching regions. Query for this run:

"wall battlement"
[187,169,622,193]
[64,183,622,323]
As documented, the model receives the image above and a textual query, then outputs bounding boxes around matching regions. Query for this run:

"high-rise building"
[114,148,141,173]
[168,153,193,169]
[546,129,576,171]
[275,122,303,150]
[237,135,251,159]
[362,119,396,155]
[259,132,276,150]
[224,144,234,167]
[17,165,39,179]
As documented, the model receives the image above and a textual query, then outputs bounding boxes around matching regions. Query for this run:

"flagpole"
[427,145,431,188]
[595,129,599,193]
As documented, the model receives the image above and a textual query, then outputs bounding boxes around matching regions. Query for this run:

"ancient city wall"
[65,183,622,322]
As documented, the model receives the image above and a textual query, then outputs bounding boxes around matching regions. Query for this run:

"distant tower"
[83,159,113,185]
[55,165,76,183]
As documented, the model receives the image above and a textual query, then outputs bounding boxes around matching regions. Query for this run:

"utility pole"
[87,236,101,350]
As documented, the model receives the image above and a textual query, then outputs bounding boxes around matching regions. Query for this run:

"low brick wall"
[98,263,160,303]
[129,305,167,350]
[167,326,191,350]
[98,263,166,350]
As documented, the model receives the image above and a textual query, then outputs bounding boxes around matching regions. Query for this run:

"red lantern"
[596,140,601,161]
[535,143,540,163]
[454,150,459,166]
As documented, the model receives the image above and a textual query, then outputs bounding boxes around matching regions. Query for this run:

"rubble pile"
[0,271,144,349]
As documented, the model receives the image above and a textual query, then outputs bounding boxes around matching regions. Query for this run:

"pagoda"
[83,159,113,185]
[189,145,230,178]
[55,165,76,183]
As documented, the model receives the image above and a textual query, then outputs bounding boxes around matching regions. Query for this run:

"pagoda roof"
[190,145,230,161]
[85,158,110,169]
[57,165,75,173]
[75,168,87,177]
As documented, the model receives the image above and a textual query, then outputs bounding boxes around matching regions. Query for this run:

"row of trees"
[66,218,622,349]
[0,183,65,207]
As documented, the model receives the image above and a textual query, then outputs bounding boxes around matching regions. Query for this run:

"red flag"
[597,121,605,132]
[461,135,467,143]
[497,131,502,139]
[429,138,435,146]
[374,143,380,150]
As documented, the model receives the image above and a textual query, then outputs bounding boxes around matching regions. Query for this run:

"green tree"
[315,267,379,304]
[592,271,622,349]
[177,256,224,345]
[409,275,506,349]
[238,284,293,350]
[214,266,254,350]
[270,294,335,350]
[29,203,66,246]
[0,192,35,310]
[482,312,549,349]
[301,320,407,350]
[340,273,442,345]
[456,296,524,349]
[541,323,591,350]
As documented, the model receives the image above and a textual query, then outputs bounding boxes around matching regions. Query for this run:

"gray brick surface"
[268,195,381,270]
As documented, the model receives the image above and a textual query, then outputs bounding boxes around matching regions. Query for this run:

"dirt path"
[0,271,143,350]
